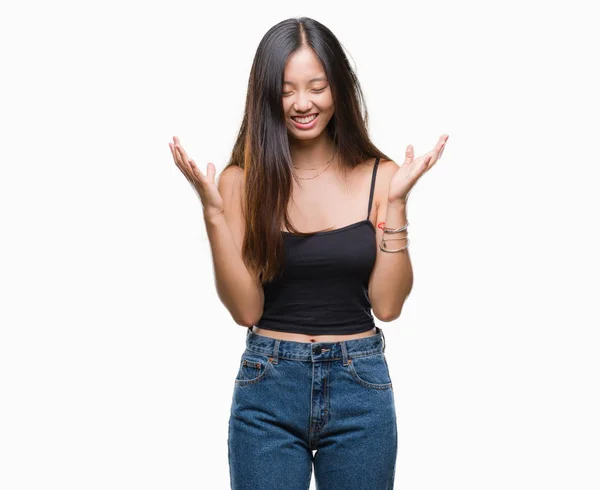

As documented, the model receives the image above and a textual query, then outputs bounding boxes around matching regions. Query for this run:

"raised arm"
[207,166,264,327]
[169,136,264,327]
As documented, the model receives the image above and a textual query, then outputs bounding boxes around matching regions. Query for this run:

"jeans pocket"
[234,350,273,386]
[347,352,393,390]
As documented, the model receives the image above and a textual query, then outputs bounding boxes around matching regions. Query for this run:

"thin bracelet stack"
[377,220,410,253]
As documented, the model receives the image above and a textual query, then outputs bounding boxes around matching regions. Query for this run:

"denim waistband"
[244,326,386,363]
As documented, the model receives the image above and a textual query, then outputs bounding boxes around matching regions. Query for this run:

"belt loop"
[341,340,349,366]
[271,339,280,364]
[379,327,386,353]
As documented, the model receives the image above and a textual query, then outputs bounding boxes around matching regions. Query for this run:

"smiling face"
[282,47,335,141]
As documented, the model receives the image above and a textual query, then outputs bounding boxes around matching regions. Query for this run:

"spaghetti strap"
[367,157,380,218]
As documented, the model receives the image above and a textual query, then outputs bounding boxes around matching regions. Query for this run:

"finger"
[170,143,195,182]
[426,139,446,168]
[172,136,184,157]
[188,158,206,183]
[175,144,191,167]
[433,139,446,163]
[435,134,448,156]
[433,136,445,153]
[421,154,433,173]
[174,145,190,172]
[169,143,186,172]
[176,147,198,181]
[438,144,446,159]
[427,149,440,169]
[206,162,216,183]
[405,144,414,164]
[172,136,191,165]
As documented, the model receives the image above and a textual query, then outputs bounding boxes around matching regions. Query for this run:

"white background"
[1,0,599,489]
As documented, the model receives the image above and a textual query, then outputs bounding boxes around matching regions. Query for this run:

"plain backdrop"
[1,0,599,489]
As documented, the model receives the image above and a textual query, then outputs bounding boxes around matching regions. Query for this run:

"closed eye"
[282,87,328,96]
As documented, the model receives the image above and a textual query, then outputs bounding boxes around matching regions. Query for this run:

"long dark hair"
[222,17,391,284]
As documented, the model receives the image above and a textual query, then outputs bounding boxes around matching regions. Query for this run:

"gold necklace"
[292,153,335,180]
[292,158,330,170]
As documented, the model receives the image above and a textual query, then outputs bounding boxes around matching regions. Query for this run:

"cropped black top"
[255,158,380,335]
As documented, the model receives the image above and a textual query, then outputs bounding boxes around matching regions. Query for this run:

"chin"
[289,130,325,140]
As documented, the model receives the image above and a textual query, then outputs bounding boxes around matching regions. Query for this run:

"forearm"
[204,212,264,326]
[369,200,414,321]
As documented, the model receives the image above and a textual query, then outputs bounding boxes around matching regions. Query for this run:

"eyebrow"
[283,76,328,85]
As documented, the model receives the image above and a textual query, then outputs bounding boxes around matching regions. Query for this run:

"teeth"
[292,114,317,124]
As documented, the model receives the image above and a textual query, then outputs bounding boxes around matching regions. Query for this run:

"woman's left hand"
[388,134,449,203]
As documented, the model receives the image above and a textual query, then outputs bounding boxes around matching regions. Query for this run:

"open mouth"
[290,113,319,129]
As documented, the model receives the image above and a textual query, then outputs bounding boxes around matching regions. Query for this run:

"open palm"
[168,136,224,218]
[388,134,449,203]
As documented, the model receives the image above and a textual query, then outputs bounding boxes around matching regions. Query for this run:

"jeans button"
[314,346,322,355]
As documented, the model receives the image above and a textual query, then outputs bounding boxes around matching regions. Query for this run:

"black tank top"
[256,158,380,335]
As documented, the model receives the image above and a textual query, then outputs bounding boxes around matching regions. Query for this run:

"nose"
[292,92,313,112]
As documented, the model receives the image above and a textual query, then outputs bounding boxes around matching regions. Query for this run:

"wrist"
[387,198,407,209]
[204,209,226,225]
[382,199,408,230]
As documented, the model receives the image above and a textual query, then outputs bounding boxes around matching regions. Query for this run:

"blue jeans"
[228,326,398,489]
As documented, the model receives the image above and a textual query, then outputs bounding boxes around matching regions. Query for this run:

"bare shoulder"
[218,165,247,212]
[217,165,244,197]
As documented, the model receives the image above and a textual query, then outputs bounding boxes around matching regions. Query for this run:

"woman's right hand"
[169,136,224,219]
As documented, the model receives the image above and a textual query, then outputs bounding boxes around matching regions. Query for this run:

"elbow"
[234,314,261,328]
[215,284,264,328]
[374,303,404,323]
[234,317,255,328]
[376,288,412,322]
[233,307,263,328]
[376,311,401,323]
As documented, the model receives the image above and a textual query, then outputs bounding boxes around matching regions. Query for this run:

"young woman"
[169,17,447,490]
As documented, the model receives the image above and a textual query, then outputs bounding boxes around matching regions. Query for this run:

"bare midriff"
[251,326,378,343]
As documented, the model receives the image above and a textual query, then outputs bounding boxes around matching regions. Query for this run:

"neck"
[288,132,337,170]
